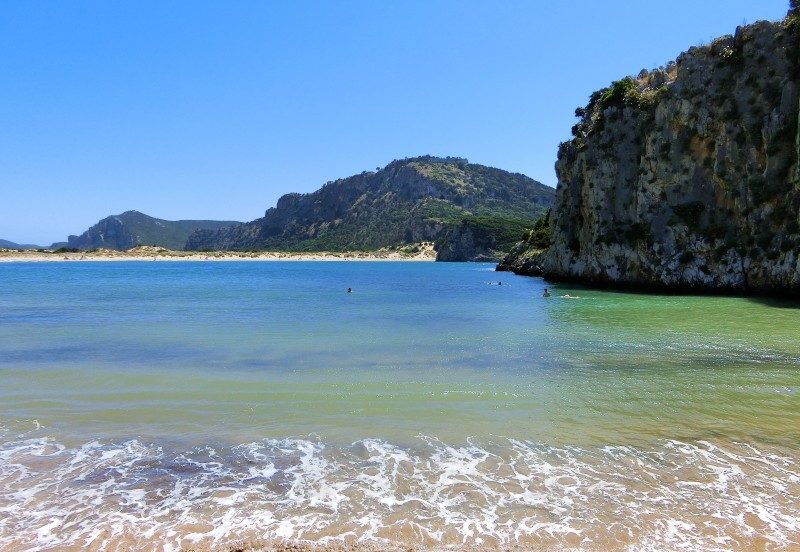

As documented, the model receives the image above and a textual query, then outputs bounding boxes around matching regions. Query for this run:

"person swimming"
[347,287,352,293]
[561,293,580,299]
[543,288,551,297]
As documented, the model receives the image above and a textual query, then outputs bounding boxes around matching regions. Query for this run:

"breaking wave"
[1,428,798,551]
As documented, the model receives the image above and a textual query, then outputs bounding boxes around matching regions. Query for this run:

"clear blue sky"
[0,0,789,244]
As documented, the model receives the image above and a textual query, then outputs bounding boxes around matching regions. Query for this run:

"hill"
[500,10,800,295]
[65,211,241,251]
[186,156,554,261]
[0,239,43,250]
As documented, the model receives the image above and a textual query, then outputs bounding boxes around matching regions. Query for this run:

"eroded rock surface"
[502,14,800,295]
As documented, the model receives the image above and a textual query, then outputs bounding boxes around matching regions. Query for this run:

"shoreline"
[0,244,437,263]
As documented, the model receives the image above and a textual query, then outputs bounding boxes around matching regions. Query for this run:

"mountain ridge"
[186,155,555,261]
[0,239,43,250]
[65,211,241,251]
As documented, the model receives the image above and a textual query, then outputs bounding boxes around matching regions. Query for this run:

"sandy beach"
[0,244,437,262]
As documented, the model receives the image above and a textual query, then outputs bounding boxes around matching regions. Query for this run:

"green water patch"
[0,262,798,451]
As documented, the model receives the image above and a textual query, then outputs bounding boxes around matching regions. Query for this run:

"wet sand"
[0,244,437,262]
[2,434,796,552]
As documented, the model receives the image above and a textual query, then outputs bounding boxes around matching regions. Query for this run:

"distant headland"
[3,155,554,263]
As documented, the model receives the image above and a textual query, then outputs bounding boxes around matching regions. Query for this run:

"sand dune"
[0,244,437,262]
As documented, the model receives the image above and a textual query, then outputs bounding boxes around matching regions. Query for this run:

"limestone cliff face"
[69,215,138,250]
[435,224,499,262]
[434,224,508,262]
[502,15,800,295]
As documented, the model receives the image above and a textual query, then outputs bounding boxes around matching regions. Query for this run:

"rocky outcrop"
[496,243,546,274]
[435,224,500,262]
[435,214,546,262]
[68,216,138,250]
[66,211,240,251]
[186,156,554,259]
[501,13,800,295]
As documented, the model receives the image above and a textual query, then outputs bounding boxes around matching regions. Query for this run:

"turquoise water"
[0,261,798,551]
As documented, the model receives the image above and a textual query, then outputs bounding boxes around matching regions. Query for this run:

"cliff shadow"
[745,296,800,309]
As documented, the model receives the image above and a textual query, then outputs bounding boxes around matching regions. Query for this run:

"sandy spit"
[0,244,437,263]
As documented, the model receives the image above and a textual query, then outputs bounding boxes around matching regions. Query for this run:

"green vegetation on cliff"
[523,211,552,249]
[434,212,545,262]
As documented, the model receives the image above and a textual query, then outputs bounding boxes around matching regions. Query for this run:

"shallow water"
[0,261,798,550]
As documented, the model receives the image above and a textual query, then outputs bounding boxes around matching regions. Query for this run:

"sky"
[0,0,790,244]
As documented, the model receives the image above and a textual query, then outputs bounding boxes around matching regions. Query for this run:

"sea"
[0,261,798,551]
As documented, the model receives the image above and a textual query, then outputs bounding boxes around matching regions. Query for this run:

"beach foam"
[1,428,797,551]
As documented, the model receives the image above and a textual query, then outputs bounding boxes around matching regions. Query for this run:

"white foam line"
[0,434,798,551]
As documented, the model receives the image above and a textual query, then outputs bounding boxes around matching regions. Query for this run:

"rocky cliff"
[434,214,546,262]
[186,156,554,260]
[66,211,241,251]
[500,12,800,295]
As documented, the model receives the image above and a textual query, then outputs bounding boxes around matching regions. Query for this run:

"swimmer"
[347,287,352,293]
[543,288,551,297]
[561,293,580,299]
